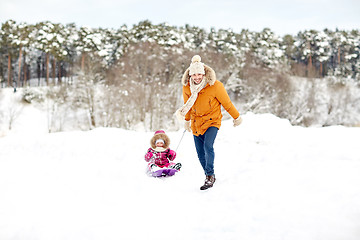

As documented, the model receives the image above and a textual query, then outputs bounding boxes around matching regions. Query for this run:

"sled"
[151,168,178,177]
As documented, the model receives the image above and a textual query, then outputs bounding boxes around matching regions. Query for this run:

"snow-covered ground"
[0,89,360,240]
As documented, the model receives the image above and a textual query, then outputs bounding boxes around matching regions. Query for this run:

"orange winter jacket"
[182,80,240,136]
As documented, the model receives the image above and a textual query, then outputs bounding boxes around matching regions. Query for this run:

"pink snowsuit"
[145,148,176,169]
[145,130,177,172]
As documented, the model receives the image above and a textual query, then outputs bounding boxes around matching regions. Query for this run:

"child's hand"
[145,152,153,161]
[168,150,176,161]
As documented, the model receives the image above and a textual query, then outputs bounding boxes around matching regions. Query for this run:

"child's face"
[156,142,164,147]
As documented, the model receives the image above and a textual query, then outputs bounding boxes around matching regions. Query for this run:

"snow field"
[0,105,360,239]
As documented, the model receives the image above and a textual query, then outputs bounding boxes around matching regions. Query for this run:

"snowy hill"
[0,89,360,240]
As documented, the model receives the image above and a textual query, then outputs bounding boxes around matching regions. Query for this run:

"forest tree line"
[0,20,359,131]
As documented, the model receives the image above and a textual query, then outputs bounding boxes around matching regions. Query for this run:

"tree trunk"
[81,53,85,72]
[7,54,11,87]
[307,54,313,77]
[307,42,312,76]
[319,62,323,77]
[52,58,56,84]
[58,61,62,84]
[87,88,96,128]
[18,46,22,86]
[46,53,49,85]
[24,64,27,86]
[23,52,27,86]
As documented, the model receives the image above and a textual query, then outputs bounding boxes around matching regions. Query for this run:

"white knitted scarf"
[175,77,207,122]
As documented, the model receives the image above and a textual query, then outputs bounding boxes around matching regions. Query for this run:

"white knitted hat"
[189,55,205,75]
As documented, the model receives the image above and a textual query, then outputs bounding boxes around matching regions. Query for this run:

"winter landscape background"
[1,18,360,240]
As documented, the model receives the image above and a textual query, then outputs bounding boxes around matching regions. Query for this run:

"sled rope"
[175,129,186,152]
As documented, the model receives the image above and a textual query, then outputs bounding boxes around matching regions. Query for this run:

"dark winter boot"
[200,175,216,190]
[172,163,182,171]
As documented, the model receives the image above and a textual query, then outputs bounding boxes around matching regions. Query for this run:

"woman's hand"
[184,121,192,132]
[233,116,242,127]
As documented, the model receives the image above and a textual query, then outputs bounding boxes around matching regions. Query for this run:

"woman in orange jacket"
[176,55,242,190]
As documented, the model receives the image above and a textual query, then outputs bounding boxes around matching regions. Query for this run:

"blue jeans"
[193,127,218,176]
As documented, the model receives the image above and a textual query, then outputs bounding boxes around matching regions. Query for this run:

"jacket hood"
[181,63,216,86]
[150,131,170,149]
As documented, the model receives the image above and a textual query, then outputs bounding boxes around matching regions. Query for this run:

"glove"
[145,152,153,162]
[233,116,242,127]
[184,120,191,132]
[168,150,176,161]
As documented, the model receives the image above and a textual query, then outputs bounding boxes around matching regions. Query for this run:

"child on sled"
[145,130,182,177]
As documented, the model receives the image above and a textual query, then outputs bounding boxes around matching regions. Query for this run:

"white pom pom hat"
[181,55,217,87]
[189,55,205,75]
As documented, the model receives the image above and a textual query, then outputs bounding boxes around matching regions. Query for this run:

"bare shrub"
[46,85,70,132]
[105,41,189,131]
[5,95,24,130]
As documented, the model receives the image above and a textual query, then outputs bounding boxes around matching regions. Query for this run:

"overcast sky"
[1,0,359,36]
